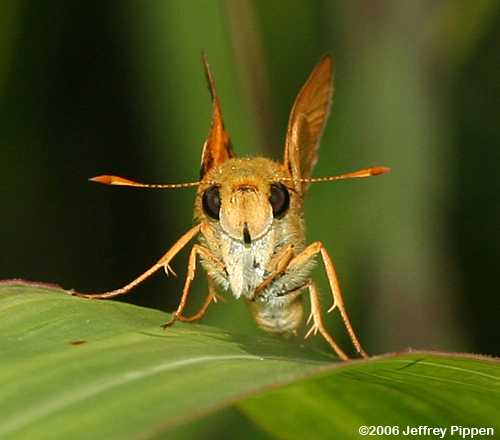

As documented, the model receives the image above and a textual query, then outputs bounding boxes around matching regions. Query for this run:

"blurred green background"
[1,0,499,364]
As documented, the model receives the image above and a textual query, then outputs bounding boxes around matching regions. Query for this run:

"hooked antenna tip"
[89,175,112,184]
[371,166,391,176]
[89,175,133,186]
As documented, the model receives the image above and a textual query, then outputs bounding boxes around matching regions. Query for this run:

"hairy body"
[195,157,314,335]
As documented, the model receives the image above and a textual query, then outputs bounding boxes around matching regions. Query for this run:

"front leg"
[287,242,368,358]
[305,280,349,360]
[175,276,219,323]
[162,244,225,328]
[72,224,201,299]
[251,244,294,299]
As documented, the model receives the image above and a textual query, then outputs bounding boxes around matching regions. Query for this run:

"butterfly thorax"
[199,216,314,335]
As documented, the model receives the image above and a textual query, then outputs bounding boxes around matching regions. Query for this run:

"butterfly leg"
[305,280,349,360]
[162,244,224,328]
[71,224,201,299]
[287,241,368,358]
[251,244,294,299]
[175,276,219,323]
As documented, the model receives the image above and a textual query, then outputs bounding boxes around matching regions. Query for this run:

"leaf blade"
[1,283,499,440]
[0,284,329,439]
[240,353,500,439]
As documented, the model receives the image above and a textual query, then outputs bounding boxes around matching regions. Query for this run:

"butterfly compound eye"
[202,186,221,220]
[269,183,290,218]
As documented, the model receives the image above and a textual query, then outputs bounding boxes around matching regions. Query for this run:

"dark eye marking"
[269,183,290,218]
[202,185,221,220]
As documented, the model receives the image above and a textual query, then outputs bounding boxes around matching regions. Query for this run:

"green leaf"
[1,282,499,440]
[239,354,500,439]
[0,282,331,439]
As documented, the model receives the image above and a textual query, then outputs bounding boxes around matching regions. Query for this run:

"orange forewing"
[284,55,334,192]
[199,54,234,178]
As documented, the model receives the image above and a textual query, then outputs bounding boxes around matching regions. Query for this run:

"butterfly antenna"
[280,166,390,184]
[89,175,203,189]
